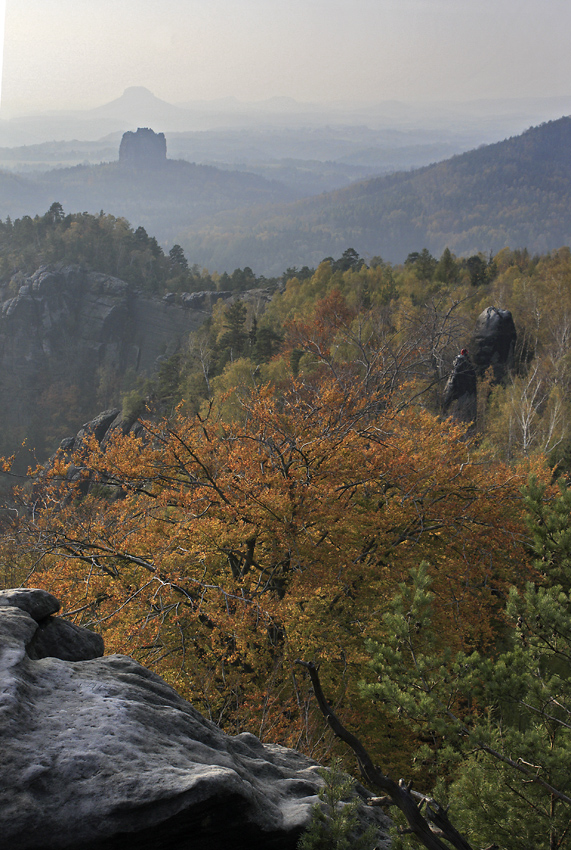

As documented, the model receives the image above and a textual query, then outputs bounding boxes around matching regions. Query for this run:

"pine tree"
[298,760,378,850]
[362,479,571,849]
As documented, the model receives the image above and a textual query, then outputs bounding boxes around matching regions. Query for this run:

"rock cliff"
[471,306,517,380]
[0,588,390,850]
[1,263,209,378]
[442,306,517,425]
[0,264,233,458]
[442,349,477,424]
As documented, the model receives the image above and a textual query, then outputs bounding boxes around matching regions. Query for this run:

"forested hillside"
[2,207,571,847]
[180,116,571,274]
[0,157,295,250]
[0,204,216,292]
[0,206,282,462]
[3,115,571,278]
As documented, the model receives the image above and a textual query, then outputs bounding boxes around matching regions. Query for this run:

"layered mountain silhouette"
[178,115,571,274]
[1,115,571,274]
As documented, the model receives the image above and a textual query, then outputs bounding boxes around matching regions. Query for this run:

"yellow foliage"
[5,369,547,768]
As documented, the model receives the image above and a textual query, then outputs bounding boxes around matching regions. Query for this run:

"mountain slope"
[0,158,296,245]
[178,116,571,274]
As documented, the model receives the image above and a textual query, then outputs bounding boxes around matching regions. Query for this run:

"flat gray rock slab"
[0,590,390,850]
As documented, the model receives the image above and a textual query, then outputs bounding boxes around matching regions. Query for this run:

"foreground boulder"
[0,589,390,850]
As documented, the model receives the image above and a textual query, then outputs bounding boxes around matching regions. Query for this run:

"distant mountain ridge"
[3,85,571,149]
[1,115,571,275]
[0,143,297,246]
[177,115,571,274]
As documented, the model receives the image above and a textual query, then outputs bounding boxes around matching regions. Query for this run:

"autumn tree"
[3,364,546,766]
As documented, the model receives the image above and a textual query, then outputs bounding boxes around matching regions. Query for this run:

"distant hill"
[177,116,571,274]
[3,116,571,276]
[0,156,296,246]
[89,87,192,127]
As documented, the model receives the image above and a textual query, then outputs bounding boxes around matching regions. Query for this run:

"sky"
[1,0,571,115]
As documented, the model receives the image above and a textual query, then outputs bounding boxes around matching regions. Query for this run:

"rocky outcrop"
[0,588,105,662]
[0,263,281,461]
[50,408,144,492]
[0,263,210,377]
[442,349,477,424]
[443,306,517,425]
[471,306,517,379]
[0,264,230,458]
[119,127,167,168]
[0,588,390,850]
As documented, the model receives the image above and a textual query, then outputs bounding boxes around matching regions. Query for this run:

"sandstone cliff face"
[0,588,390,850]
[119,127,168,168]
[1,263,209,376]
[0,264,218,457]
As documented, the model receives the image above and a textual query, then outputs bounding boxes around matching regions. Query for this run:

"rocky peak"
[442,306,517,426]
[471,306,517,379]
[119,127,167,168]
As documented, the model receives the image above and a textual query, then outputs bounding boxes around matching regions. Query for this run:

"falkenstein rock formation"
[0,588,390,850]
[119,127,168,168]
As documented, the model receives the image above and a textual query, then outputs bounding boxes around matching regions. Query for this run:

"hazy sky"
[1,0,571,114]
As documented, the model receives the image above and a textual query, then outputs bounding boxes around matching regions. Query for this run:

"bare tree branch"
[295,659,475,850]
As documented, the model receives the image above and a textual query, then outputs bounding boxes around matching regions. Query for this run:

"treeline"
[0,203,215,294]
[0,156,295,257]
[142,241,571,468]
[1,206,570,469]
[0,203,288,295]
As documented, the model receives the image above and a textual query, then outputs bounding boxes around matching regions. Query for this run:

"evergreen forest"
[3,203,571,849]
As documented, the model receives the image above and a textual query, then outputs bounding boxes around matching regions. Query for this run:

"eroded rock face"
[119,127,167,168]
[0,264,214,457]
[442,350,478,424]
[471,306,517,379]
[0,589,390,850]
[0,264,276,461]
[443,306,517,425]
[0,264,209,384]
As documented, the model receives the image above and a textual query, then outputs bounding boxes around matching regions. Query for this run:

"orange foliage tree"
[5,368,545,762]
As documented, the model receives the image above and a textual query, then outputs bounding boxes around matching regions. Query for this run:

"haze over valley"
[2,0,571,275]
[1,103,571,275]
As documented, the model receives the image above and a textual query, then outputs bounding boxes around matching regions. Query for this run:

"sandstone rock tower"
[119,127,167,167]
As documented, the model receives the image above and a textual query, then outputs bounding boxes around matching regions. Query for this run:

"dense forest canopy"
[0,204,215,293]
[3,205,571,847]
